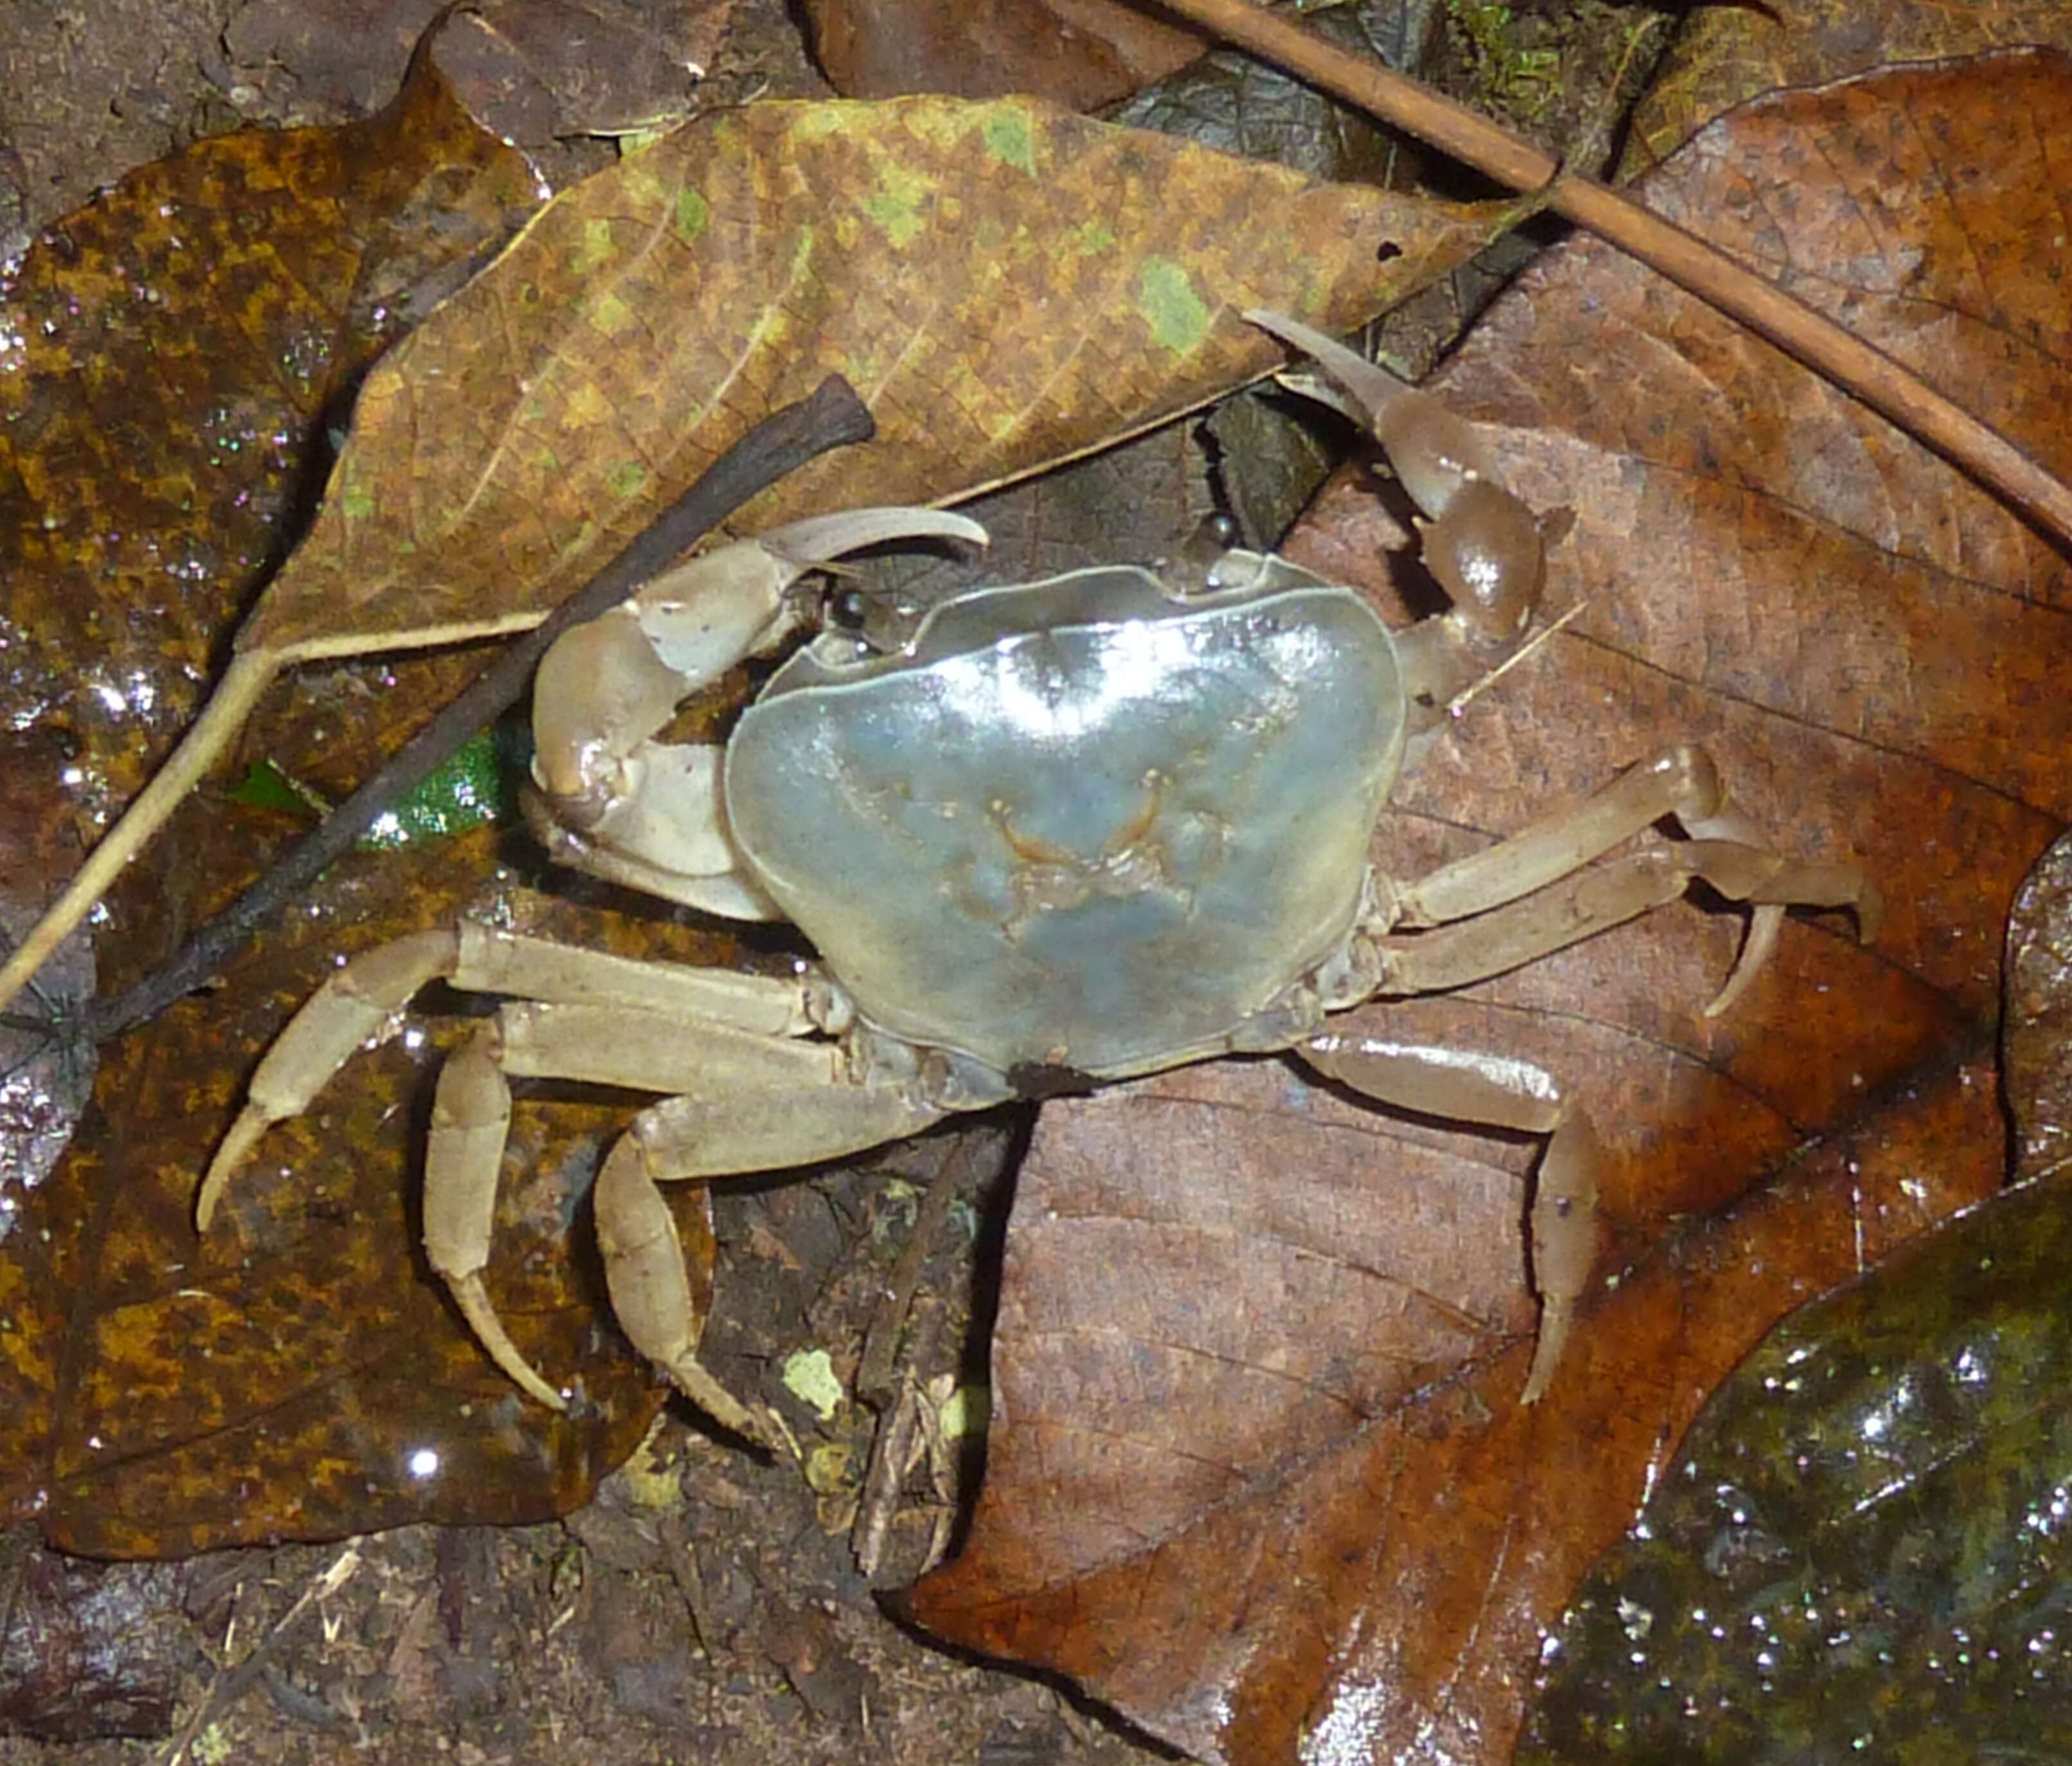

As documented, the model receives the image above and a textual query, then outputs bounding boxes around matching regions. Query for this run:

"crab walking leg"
[1299,1033,1602,1404]
[1377,838,1874,996]
[591,1044,947,1445]
[1393,747,1799,924]
[1381,745,1880,1007]
[423,1001,943,1438]
[425,1030,562,1409]
[197,924,838,1226]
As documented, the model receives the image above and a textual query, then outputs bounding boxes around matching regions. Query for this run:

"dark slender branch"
[84,375,874,1042]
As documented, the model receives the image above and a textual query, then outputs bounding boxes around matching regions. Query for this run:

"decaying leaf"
[0,53,538,833]
[0,53,707,1552]
[912,47,2072,1761]
[0,768,727,1553]
[802,0,1207,108]
[1631,0,2072,170]
[1518,834,2072,1761]
[849,1,1453,606]
[0,1538,200,1740]
[221,0,724,136]
[239,93,1495,660]
[1112,0,1435,185]
[2006,823,2072,1184]
[220,0,447,120]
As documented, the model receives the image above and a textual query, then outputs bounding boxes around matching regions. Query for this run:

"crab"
[198,313,1878,1445]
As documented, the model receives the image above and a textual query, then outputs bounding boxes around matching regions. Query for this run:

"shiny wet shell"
[725,556,1405,1078]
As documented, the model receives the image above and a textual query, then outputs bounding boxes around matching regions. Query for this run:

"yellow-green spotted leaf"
[240,93,1496,657]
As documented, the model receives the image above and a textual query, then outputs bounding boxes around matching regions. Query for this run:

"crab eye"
[826,585,873,631]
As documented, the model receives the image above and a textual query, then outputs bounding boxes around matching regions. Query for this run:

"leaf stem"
[58,374,873,1041]
[1155,0,2072,549]
[0,652,277,1018]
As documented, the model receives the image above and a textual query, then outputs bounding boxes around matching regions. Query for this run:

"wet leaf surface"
[912,47,2072,1761]
[0,53,539,840]
[236,93,1497,658]
[1,759,730,1552]
[1517,832,2072,1762]
[800,0,1207,108]
[0,1530,201,1739]
[0,55,732,1554]
[2007,832,2072,1184]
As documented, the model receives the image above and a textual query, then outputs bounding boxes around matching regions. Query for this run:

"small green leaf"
[359,732,511,850]
[227,758,323,819]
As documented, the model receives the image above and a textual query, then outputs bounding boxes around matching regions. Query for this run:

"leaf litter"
[912,44,2072,1765]
[0,86,1498,1556]
[12,0,2072,1758]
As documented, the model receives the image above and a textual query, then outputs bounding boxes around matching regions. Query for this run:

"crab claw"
[1245,308,1497,512]
[530,507,988,920]
[1245,308,1545,642]
[533,508,986,810]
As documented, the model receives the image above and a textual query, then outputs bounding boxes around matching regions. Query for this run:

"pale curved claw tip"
[1241,307,1405,425]
[1703,902,1785,1019]
[195,1108,268,1231]
[665,1354,786,1454]
[760,507,990,570]
[450,1274,569,1412]
[1520,1295,1572,1406]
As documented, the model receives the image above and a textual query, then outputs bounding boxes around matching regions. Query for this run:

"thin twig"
[77,375,873,1042]
[856,1137,971,1404]
[1154,0,2072,550]
[1445,599,1589,719]
[157,1544,363,1766]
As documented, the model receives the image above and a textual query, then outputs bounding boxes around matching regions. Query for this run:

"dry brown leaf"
[1631,0,2072,167]
[802,0,1207,108]
[912,48,2072,1761]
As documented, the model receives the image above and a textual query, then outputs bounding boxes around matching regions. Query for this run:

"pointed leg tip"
[1520,1298,1572,1407]
[196,1109,269,1231]
[450,1272,568,1410]
[665,1355,786,1455]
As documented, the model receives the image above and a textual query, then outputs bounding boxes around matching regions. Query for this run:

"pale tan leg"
[423,999,942,1441]
[1378,745,1878,1005]
[198,929,461,1228]
[198,926,837,1227]
[595,1072,944,1446]
[1378,839,1873,995]
[423,1028,565,1410]
[1299,1032,1602,1405]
